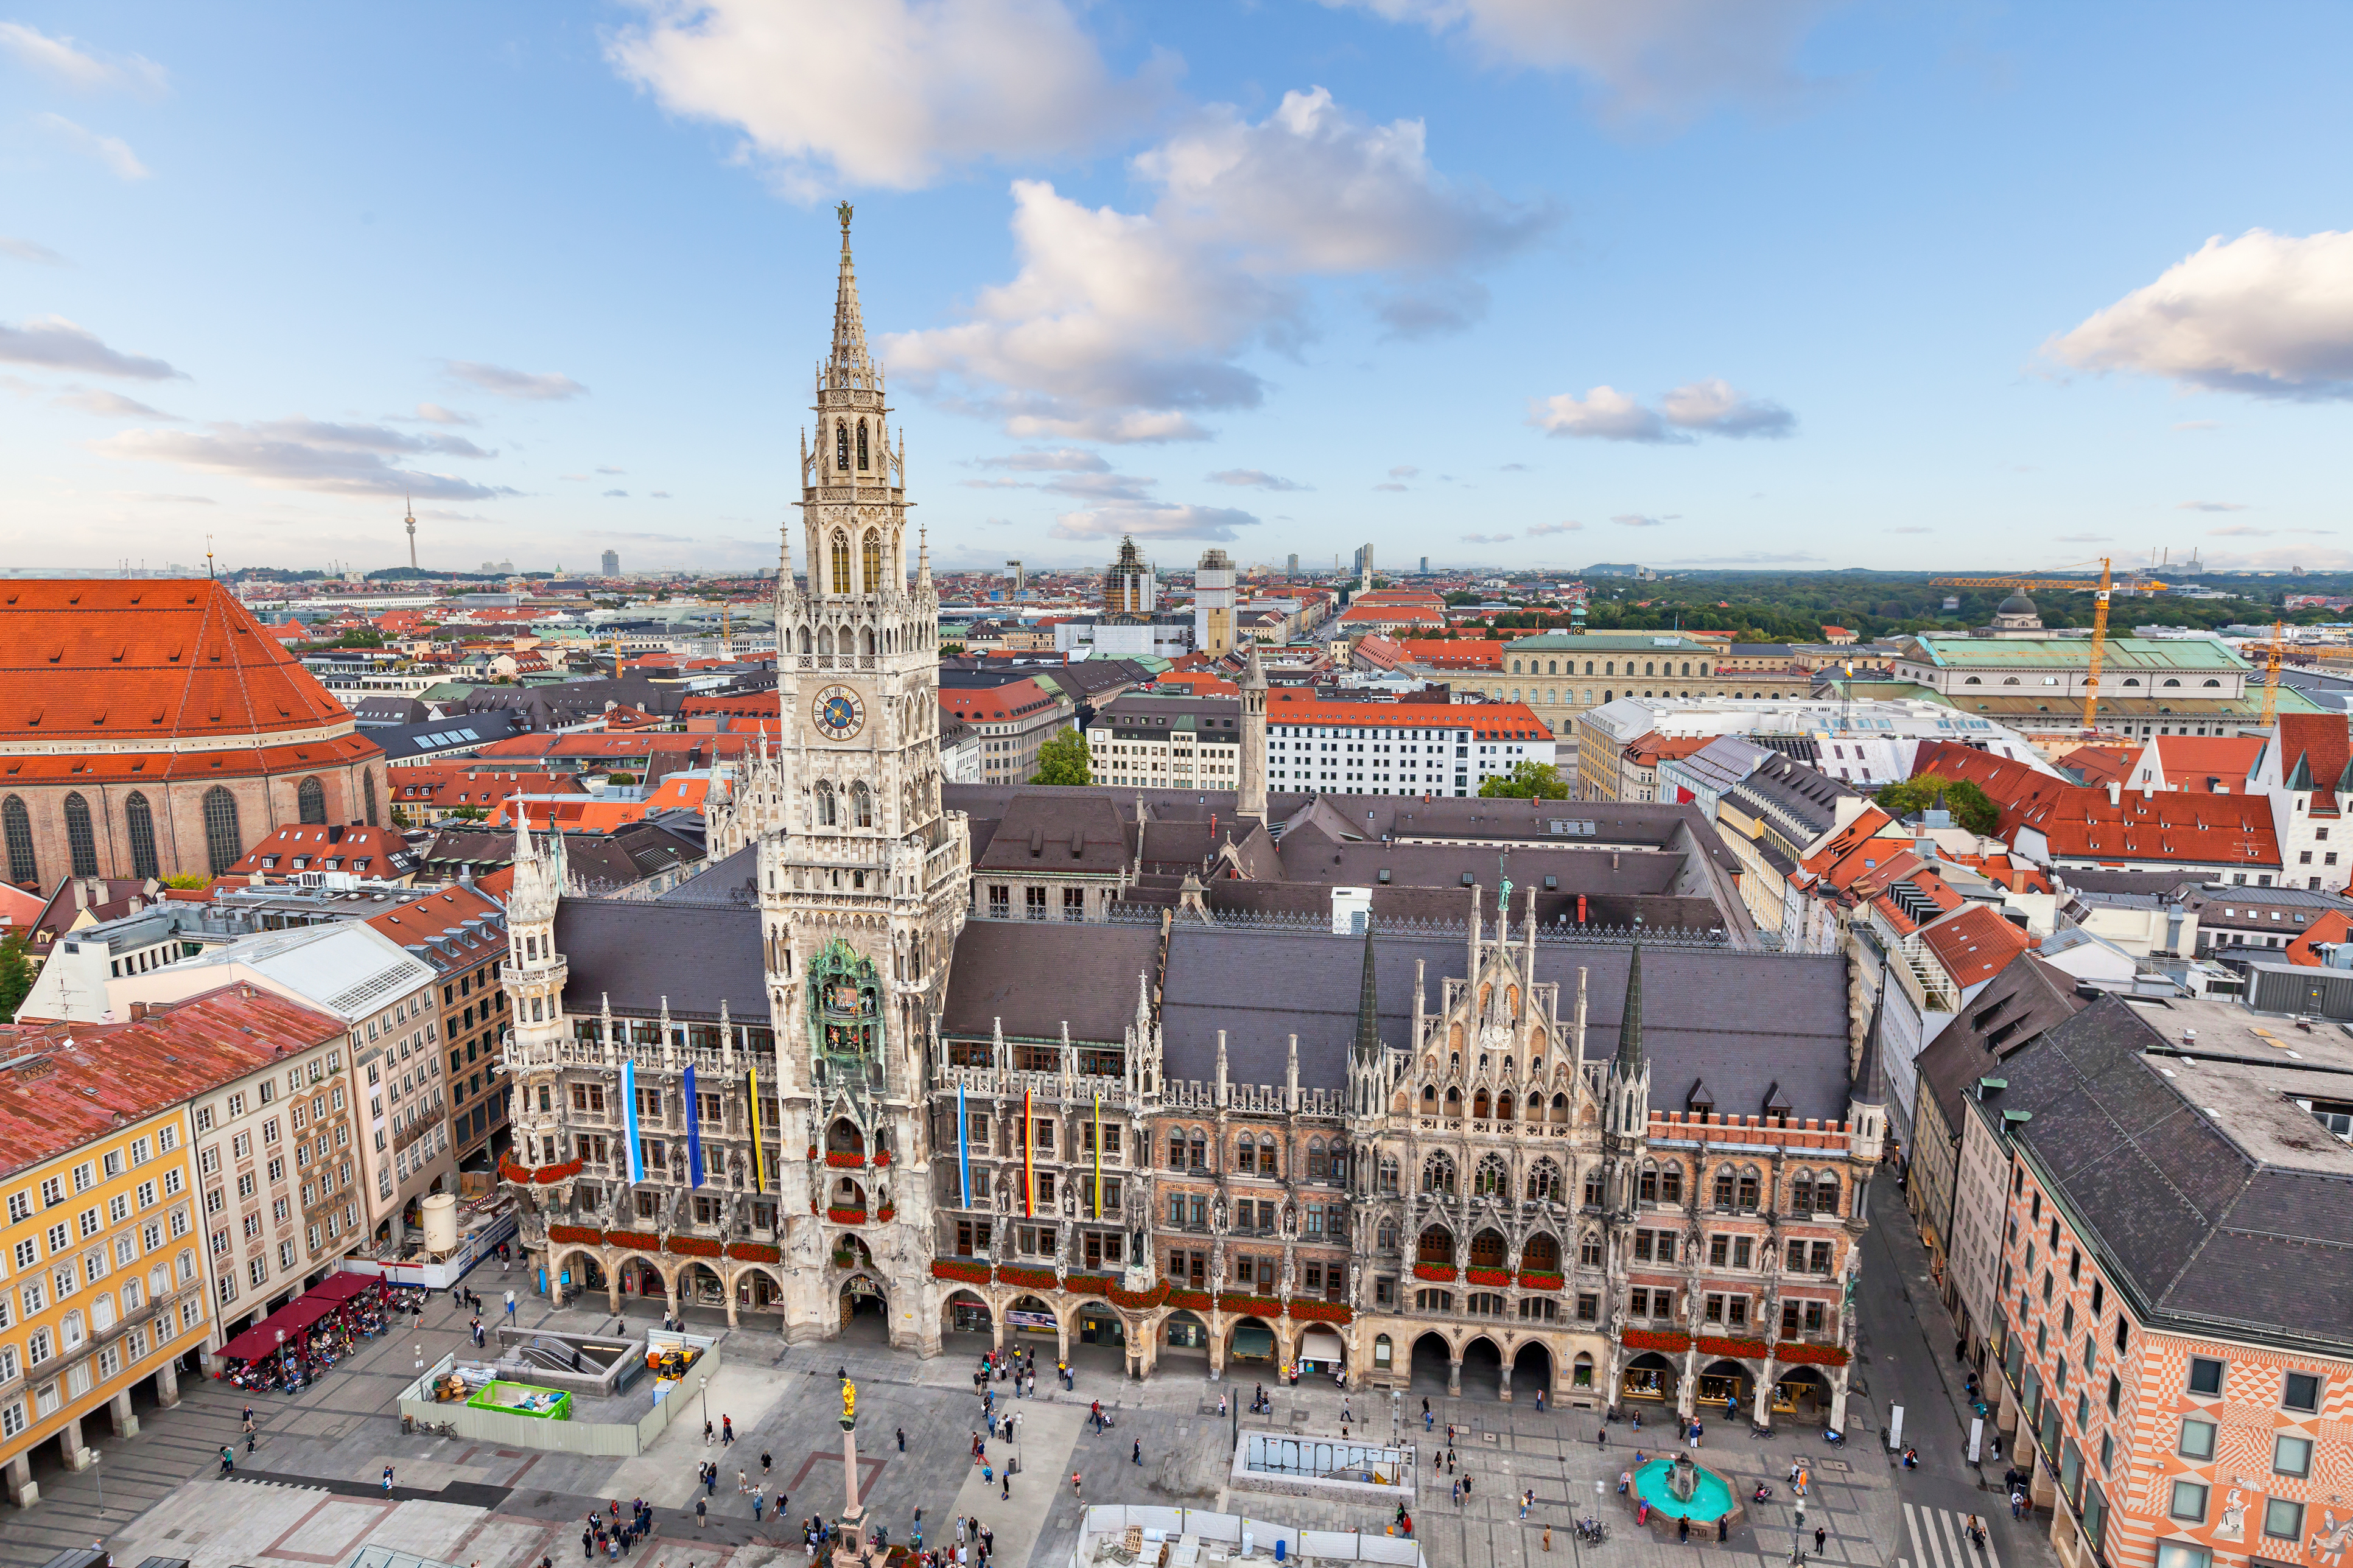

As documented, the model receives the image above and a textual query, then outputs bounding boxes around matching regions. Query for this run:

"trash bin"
[1275,1543,1288,1563]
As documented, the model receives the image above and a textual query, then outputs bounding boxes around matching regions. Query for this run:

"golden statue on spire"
[837,200,853,232]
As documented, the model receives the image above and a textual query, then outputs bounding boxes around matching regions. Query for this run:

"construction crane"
[2253,618,2292,726]
[1929,558,2114,730]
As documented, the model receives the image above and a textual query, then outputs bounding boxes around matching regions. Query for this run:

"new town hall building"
[494,215,1885,1423]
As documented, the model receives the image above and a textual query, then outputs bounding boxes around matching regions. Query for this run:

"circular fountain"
[1627,1452,1745,1539]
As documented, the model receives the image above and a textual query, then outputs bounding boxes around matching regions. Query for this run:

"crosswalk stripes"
[1901,1502,2001,1568]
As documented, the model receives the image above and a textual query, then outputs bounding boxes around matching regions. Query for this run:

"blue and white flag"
[684,1064,705,1188]
[622,1059,644,1183]
[957,1082,970,1208]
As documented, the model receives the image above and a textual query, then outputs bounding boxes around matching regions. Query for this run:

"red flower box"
[603,1231,659,1252]
[1622,1328,1692,1353]
[500,1157,583,1186]
[998,1265,1058,1291]
[1287,1299,1353,1323]
[1467,1267,1512,1287]
[728,1242,782,1264]
[1773,1342,1850,1367]
[667,1236,722,1258]
[1165,1289,1212,1312]
[1107,1281,1169,1311]
[827,1206,869,1225]
[877,1206,896,1223]
[1517,1271,1565,1291]
[874,1150,891,1167]
[1699,1335,1770,1360]
[1222,1296,1284,1320]
[1063,1273,1115,1297]
[807,1146,819,1161]
[547,1223,602,1245]
[825,1150,866,1168]
[932,1259,994,1284]
[1413,1264,1459,1283]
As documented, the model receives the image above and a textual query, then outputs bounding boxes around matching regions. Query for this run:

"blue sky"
[4,1,2349,577]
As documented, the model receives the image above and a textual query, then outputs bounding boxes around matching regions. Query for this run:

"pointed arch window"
[815,782,837,827]
[1473,1153,1507,1196]
[835,422,849,471]
[856,419,870,471]
[1526,1158,1562,1203]
[861,530,882,595]
[202,786,242,875]
[63,791,99,878]
[297,775,326,825]
[124,791,159,880]
[1,794,34,886]
[1812,1172,1839,1216]
[830,531,852,594]
[850,780,873,828]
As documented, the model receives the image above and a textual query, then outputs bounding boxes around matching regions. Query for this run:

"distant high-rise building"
[1354,542,1375,591]
[1419,556,1429,575]
[404,495,417,571]
[1103,537,1154,614]
[1194,546,1236,656]
[601,548,620,576]
[1286,553,1299,578]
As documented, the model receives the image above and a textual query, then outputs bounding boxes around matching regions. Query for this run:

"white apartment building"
[1265,698,1553,797]
[1086,694,1243,791]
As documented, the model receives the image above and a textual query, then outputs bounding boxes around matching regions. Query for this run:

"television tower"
[404,493,417,570]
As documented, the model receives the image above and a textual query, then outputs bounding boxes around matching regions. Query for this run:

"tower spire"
[1353,918,1381,1065]
[1615,942,1645,1074]
[831,201,869,374]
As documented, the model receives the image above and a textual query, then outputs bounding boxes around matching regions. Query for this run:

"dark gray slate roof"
[1158,929,1851,1118]
[939,919,1162,1043]
[554,899,765,1023]
[2004,995,2353,1346]
[1912,952,2086,1141]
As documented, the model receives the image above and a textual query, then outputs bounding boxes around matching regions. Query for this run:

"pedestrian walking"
[763,1449,774,1477]
[1718,1519,1728,1544]
[695,1498,707,1531]
[581,1528,595,1562]
[1000,1472,1009,1501]
[384,1465,396,1495]
[1542,1526,1552,1553]
[704,1419,715,1444]
[1678,1517,1690,1545]
[897,1427,907,1452]
[1815,1527,1827,1554]
[219,1445,236,1477]
[1071,1470,1083,1498]
[506,1289,517,1320]
[723,1415,735,1445]
[1134,1438,1142,1466]
[1451,1480,1462,1508]
[738,1468,749,1494]
[1519,1489,1531,1519]
[754,1487,766,1522]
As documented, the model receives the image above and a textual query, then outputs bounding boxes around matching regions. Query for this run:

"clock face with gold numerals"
[812,684,865,741]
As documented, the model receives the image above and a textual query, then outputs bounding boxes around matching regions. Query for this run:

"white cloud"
[409,402,477,425]
[2207,524,2334,538]
[1208,469,1309,491]
[1373,481,1409,492]
[1389,464,1420,478]
[0,22,168,95]
[885,89,1543,443]
[0,315,181,379]
[93,416,513,501]
[442,360,588,400]
[51,388,177,419]
[1530,385,1662,441]
[1460,531,1513,543]
[975,448,1110,473]
[1526,520,1580,535]
[1043,471,1158,501]
[1320,0,1844,124]
[2176,500,2248,513]
[35,113,149,180]
[2046,229,2353,400]
[1048,502,1260,542]
[597,466,627,475]
[650,491,672,499]
[1,236,68,265]
[1531,378,1793,442]
[605,0,1163,196]
[603,488,629,497]
[1613,514,1664,527]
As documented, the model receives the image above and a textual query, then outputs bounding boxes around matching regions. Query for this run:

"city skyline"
[3,2,2349,576]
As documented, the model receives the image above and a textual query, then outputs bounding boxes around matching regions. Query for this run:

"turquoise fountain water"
[1632,1457,1736,1522]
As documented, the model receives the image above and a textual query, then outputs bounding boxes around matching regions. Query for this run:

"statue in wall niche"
[670,1144,687,1183]
[1211,1194,1229,1233]
[1059,1184,1076,1219]
[1609,1302,1627,1341]
[1281,1203,1298,1240]
[1279,1253,1296,1298]
[1347,1262,1362,1307]
[1209,1248,1227,1293]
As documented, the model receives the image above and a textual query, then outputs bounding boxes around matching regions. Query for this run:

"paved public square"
[15,1182,2049,1568]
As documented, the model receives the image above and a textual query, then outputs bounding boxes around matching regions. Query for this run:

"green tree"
[0,931,33,1019]
[1031,726,1092,786]
[1873,774,2001,836]
[1479,760,1571,800]
[160,872,212,890]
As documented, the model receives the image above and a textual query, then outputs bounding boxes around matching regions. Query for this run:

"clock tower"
[762,204,970,1348]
